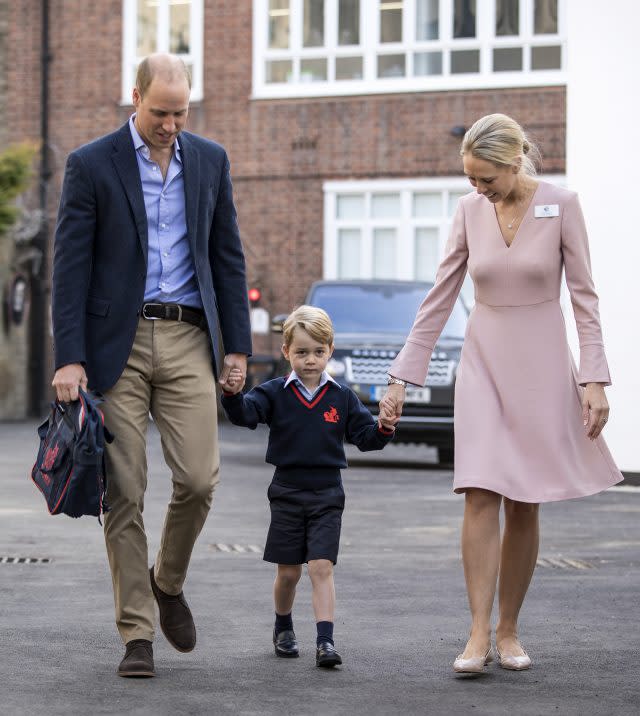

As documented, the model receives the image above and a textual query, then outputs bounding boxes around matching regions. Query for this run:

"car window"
[309,284,467,338]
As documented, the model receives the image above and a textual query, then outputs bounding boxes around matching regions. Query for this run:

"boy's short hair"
[283,305,334,347]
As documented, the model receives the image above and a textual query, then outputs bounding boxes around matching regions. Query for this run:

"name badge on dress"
[534,204,560,218]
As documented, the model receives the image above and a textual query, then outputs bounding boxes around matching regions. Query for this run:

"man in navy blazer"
[51,54,251,677]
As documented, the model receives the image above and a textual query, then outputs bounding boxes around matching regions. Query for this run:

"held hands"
[51,363,88,403]
[377,403,397,432]
[219,353,248,395]
[378,383,406,429]
[223,367,244,393]
[582,382,610,440]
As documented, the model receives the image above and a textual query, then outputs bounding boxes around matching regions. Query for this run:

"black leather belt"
[141,302,207,331]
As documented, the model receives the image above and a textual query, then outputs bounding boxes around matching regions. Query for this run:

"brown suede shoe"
[118,639,155,678]
[149,565,196,652]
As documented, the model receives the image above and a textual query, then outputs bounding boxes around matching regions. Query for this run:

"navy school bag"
[31,388,113,521]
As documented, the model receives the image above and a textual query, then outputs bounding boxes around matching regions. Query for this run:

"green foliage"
[0,143,37,237]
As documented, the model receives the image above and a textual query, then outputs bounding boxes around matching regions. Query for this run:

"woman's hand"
[379,383,406,426]
[582,382,609,440]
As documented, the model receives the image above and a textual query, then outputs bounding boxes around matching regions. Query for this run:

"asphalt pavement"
[1,419,638,716]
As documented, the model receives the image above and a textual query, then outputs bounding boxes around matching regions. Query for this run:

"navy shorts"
[263,482,345,565]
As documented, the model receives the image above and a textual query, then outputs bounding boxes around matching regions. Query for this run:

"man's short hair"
[283,305,334,347]
[135,54,192,97]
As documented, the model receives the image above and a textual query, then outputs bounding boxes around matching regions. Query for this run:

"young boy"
[221,305,395,668]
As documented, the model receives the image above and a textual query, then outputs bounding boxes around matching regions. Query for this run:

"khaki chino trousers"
[102,318,219,644]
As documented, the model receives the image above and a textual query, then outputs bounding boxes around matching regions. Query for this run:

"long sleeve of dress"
[388,200,469,386]
[561,193,611,386]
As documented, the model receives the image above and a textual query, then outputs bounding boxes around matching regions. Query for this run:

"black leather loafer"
[316,640,342,668]
[273,628,299,658]
[118,639,155,677]
[150,565,196,653]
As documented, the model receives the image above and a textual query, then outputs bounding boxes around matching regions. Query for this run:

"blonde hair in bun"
[461,113,540,175]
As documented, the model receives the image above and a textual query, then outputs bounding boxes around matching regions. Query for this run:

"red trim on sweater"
[290,383,330,409]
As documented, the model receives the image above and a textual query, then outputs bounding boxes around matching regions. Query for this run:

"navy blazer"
[52,121,252,392]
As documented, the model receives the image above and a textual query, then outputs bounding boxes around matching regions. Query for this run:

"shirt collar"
[128,114,182,163]
[284,370,340,390]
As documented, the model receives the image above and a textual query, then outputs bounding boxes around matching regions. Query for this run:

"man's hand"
[51,363,88,403]
[219,353,248,394]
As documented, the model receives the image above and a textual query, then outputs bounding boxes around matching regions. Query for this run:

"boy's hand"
[379,384,405,425]
[377,401,398,431]
[378,414,396,431]
[219,354,247,394]
[378,398,401,426]
[222,367,244,394]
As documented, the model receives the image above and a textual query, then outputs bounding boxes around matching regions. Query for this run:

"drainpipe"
[29,0,51,415]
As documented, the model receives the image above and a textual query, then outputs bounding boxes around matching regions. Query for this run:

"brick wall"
[7,0,566,391]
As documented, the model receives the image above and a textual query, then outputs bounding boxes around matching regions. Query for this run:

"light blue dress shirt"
[129,116,202,308]
[284,370,340,401]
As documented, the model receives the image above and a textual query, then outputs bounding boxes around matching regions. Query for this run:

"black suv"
[299,280,468,464]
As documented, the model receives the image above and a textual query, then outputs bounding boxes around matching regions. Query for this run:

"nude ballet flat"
[453,647,493,673]
[496,647,532,671]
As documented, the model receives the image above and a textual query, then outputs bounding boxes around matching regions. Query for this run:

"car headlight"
[326,358,346,377]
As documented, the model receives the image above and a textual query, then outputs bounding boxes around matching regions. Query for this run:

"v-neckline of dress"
[494,181,541,249]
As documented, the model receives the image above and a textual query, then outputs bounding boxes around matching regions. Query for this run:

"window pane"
[448,192,468,216]
[377,54,406,78]
[495,0,519,36]
[493,47,522,71]
[269,0,290,49]
[371,193,401,218]
[300,58,327,81]
[413,192,441,217]
[451,50,479,74]
[531,45,561,69]
[380,1,403,43]
[416,0,438,40]
[336,56,363,80]
[414,228,439,281]
[266,60,293,83]
[534,0,558,34]
[414,51,442,76]
[338,229,361,278]
[304,0,324,47]
[338,0,359,45]
[337,194,364,219]
[373,229,396,278]
[170,0,191,54]
[453,0,476,38]
[137,0,157,57]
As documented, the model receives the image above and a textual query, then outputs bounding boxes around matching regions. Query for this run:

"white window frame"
[122,0,204,103]
[324,174,566,286]
[325,177,471,282]
[253,0,566,99]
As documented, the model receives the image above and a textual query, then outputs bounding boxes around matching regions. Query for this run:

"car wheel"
[438,445,454,466]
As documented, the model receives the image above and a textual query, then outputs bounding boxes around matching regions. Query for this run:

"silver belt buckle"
[175,304,183,322]
[142,303,162,320]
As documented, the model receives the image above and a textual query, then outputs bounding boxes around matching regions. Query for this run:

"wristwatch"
[387,377,407,387]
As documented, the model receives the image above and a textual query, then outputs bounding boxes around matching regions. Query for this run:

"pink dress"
[389,181,622,502]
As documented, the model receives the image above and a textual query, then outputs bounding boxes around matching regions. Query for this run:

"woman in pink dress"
[380,114,622,674]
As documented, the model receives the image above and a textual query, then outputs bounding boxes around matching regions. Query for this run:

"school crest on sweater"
[324,406,339,423]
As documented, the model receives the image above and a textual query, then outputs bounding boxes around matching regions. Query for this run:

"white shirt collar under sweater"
[284,370,340,401]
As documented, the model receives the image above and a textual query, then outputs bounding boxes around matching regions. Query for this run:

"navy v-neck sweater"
[221,377,393,487]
